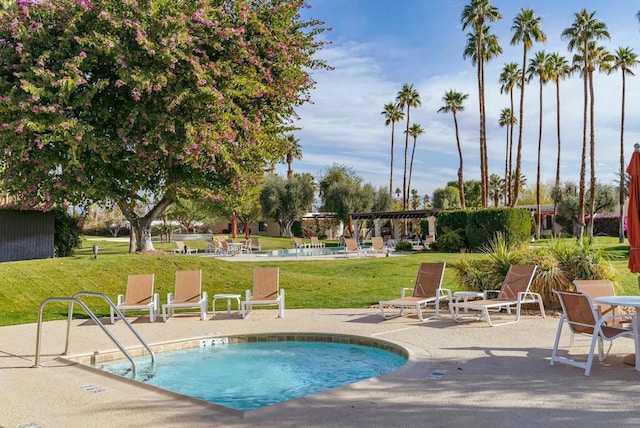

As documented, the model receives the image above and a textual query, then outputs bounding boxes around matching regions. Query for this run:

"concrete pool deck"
[2,308,640,427]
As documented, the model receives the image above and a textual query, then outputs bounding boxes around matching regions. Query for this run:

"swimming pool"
[262,247,345,257]
[92,335,407,411]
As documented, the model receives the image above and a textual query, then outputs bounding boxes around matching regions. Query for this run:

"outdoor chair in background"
[171,240,198,254]
[310,236,325,248]
[550,289,635,376]
[242,267,285,318]
[293,237,311,250]
[162,270,208,321]
[366,236,387,257]
[110,274,158,323]
[573,279,633,327]
[248,238,261,252]
[342,238,364,257]
[379,262,451,321]
[451,264,543,327]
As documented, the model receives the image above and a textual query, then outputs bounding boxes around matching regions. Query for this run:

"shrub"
[432,227,466,253]
[53,208,82,257]
[395,241,413,251]
[466,208,531,249]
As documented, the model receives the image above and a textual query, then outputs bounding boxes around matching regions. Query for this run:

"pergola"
[349,209,440,241]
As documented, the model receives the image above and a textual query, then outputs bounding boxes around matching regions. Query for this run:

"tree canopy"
[0,0,327,251]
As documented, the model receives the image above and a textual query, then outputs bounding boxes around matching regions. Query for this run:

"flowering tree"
[0,0,327,251]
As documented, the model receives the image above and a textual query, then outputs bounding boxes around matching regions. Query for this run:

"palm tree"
[547,52,572,237]
[396,83,421,210]
[562,9,610,242]
[610,46,639,242]
[499,62,521,205]
[527,50,551,239]
[438,90,470,209]
[406,123,425,203]
[488,173,505,207]
[381,102,404,196]
[284,134,302,179]
[461,0,502,208]
[511,7,546,207]
[498,107,516,205]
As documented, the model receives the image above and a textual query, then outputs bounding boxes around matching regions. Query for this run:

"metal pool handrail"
[34,292,155,375]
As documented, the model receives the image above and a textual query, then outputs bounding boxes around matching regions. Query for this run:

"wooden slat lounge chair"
[379,262,451,321]
[451,264,544,327]
[110,274,158,323]
[162,270,208,321]
[242,267,284,318]
[550,289,634,376]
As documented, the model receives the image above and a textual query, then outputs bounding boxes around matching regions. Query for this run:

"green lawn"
[1,235,638,327]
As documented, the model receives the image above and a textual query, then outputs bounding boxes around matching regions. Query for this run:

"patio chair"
[171,240,197,254]
[379,262,451,321]
[550,289,635,376]
[573,279,633,327]
[342,238,364,257]
[293,237,311,250]
[242,267,284,318]
[162,270,208,321]
[248,238,261,252]
[310,236,325,248]
[366,236,387,257]
[451,264,544,327]
[110,274,158,323]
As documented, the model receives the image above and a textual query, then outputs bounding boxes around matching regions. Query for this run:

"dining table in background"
[593,295,640,371]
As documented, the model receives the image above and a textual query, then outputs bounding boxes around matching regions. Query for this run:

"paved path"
[2,308,640,427]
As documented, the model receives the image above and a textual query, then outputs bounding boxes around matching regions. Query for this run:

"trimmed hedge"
[466,208,531,248]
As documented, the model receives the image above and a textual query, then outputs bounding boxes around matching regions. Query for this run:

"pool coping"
[59,332,413,418]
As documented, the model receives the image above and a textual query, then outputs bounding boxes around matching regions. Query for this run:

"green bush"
[431,227,466,253]
[395,241,413,251]
[435,210,468,251]
[53,208,82,257]
[466,208,531,249]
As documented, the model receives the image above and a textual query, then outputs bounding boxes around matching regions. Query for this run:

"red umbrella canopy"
[626,149,640,273]
[231,213,237,239]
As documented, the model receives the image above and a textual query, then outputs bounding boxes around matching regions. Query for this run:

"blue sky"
[277,0,640,203]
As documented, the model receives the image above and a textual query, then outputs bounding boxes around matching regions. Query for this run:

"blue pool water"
[97,340,406,411]
[264,247,345,257]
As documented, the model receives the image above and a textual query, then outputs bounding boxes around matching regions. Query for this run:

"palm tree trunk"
[407,136,418,203]
[454,112,466,209]
[553,78,562,238]
[403,108,411,210]
[513,47,528,207]
[390,123,395,195]
[536,78,543,240]
[576,45,589,244]
[588,68,596,243]
[619,70,627,243]
[508,90,515,206]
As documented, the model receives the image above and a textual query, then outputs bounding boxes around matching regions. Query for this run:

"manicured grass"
[1,235,638,327]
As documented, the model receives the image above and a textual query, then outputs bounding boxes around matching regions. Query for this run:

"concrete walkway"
[2,308,640,428]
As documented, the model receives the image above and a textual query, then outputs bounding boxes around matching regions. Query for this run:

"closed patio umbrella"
[626,145,640,274]
[231,212,237,239]
[244,219,250,240]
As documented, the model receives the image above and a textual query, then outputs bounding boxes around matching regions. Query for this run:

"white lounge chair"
[242,267,284,318]
[171,240,197,254]
[379,262,451,321]
[451,264,543,327]
[110,274,158,323]
[162,270,208,321]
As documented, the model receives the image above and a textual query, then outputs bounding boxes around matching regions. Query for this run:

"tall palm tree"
[511,7,546,207]
[461,0,502,208]
[547,52,572,237]
[406,123,425,202]
[527,50,551,239]
[284,134,302,179]
[438,90,470,209]
[488,173,505,207]
[610,46,639,242]
[498,107,516,205]
[562,9,610,242]
[499,62,521,205]
[381,102,404,196]
[396,83,421,210]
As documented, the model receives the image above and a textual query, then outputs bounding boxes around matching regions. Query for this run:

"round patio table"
[594,295,640,371]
